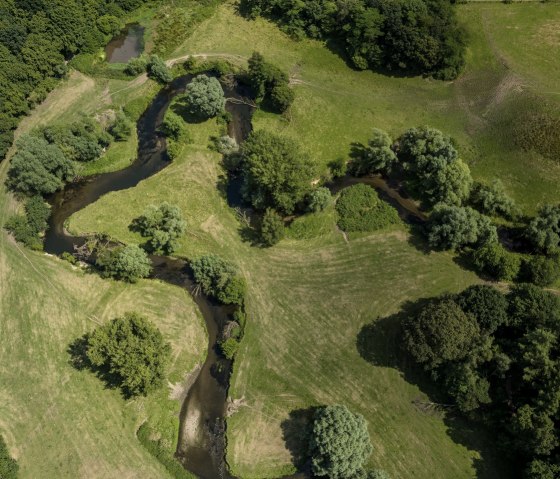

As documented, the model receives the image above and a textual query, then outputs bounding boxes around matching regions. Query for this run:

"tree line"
[0,0,149,161]
[239,0,466,80]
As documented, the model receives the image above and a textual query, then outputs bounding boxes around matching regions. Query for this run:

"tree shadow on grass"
[356,300,516,479]
[280,407,317,474]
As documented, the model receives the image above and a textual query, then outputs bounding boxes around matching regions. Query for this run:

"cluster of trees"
[402,284,560,478]
[239,0,465,80]
[131,202,187,255]
[76,312,171,397]
[4,196,51,250]
[124,54,173,83]
[96,243,152,282]
[247,52,295,113]
[0,0,148,161]
[336,183,399,233]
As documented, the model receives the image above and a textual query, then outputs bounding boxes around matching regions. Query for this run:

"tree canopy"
[526,204,560,255]
[190,254,246,305]
[96,244,152,283]
[350,128,397,176]
[310,404,373,479]
[181,74,225,119]
[240,130,315,214]
[83,312,171,397]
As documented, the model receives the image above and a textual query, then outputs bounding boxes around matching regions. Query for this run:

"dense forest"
[0,0,149,160]
[239,0,466,80]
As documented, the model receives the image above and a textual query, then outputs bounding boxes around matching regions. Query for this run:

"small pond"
[105,23,145,64]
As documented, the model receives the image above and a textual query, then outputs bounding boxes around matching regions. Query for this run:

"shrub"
[0,434,18,479]
[335,184,399,233]
[240,130,315,214]
[4,196,50,250]
[124,55,147,76]
[260,208,285,246]
[350,128,396,176]
[147,55,172,84]
[269,83,295,113]
[427,204,497,251]
[213,135,238,156]
[190,254,246,305]
[520,256,560,287]
[60,251,78,265]
[181,74,225,119]
[219,337,240,359]
[470,180,518,220]
[83,312,171,397]
[310,405,373,479]
[526,204,560,255]
[328,157,347,179]
[110,111,134,141]
[24,196,50,234]
[97,15,121,36]
[472,240,521,281]
[96,244,152,282]
[307,187,332,213]
[160,111,186,141]
[247,52,293,113]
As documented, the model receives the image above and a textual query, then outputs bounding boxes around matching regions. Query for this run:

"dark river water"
[105,23,145,64]
[43,72,421,478]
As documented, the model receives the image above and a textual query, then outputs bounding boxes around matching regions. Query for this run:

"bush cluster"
[4,196,51,250]
[190,254,246,305]
[96,243,152,283]
[247,52,294,113]
[335,184,399,233]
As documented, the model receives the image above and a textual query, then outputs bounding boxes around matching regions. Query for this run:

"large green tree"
[181,74,225,119]
[310,405,373,479]
[96,244,152,283]
[240,130,315,214]
[190,254,246,305]
[84,312,171,397]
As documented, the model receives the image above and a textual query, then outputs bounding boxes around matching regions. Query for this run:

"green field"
[3,1,560,478]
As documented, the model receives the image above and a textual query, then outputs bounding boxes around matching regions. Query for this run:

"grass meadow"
[2,1,560,478]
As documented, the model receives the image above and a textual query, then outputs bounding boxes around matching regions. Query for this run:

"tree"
[396,126,472,207]
[350,128,396,176]
[270,83,295,113]
[181,74,225,119]
[97,15,121,36]
[260,208,284,246]
[125,56,148,76]
[403,298,480,370]
[247,52,293,112]
[328,157,347,179]
[526,204,560,255]
[471,240,521,281]
[131,202,186,255]
[455,285,508,334]
[160,111,186,141]
[96,244,152,283]
[309,405,373,479]
[307,187,332,213]
[190,254,246,305]
[427,204,497,250]
[470,179,518,220]
[520,255,560,287]
[147,55,172,84]
[0,434,18,479]
[7,135,76,196]
[240,130,315,214]
[84,312,171,397]
[110,111,133,141]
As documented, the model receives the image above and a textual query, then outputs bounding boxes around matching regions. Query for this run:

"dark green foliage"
[110,111,134,141]
[526,204,560,255]
[328,157,347,179]
[60,251,78,265]
[427,204,497,251]
[396,126,472,207]
[96,244,152,283]
[472,240,521,281]
[520,255,560,287]
[470,179,519,220]
[181,74,225,119]
[239,0,465,79]
[400,283,560,474]
[240,130,315,214]
[83,312,171,397]
[455,285,508,334]
[219,338,240,359]
[137,422,195,479]
[247,52,294,113]
[336,184,399,232]
[4,214,42,250]
[24,196,51,233]
[190,254,246,305]
[131,202,186,255]
[7,135,76,196]
[0,434,18,479]
[309,405,373,479]
[307,187,332,213]
[350,128,396,176]
[147,55,172,84]
[403,298,480,370]
[161,111,186,141]
[260,208,285,246]
[0,0,149,163]
[124,55,148,76]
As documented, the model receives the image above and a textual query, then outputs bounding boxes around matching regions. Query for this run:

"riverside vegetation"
[1,1,560,478]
